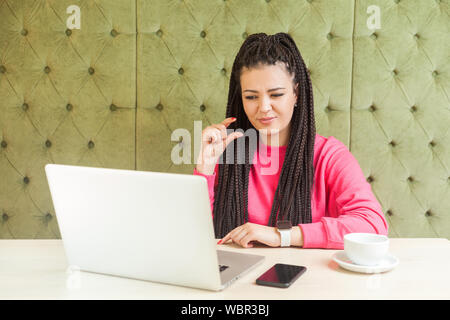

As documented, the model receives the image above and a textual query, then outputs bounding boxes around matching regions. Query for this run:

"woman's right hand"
[195,117,244,175]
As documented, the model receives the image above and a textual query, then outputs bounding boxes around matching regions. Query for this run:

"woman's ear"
[294,83,299,100]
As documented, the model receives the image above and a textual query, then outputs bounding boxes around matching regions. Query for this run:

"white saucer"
[332,251,399,274]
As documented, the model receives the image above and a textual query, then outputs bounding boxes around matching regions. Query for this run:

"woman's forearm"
[291,226,303,247]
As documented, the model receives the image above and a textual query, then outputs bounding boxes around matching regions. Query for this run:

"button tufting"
[392,69,398,76]
[325,106,331,113]
[88,140,95,149]
[5,2,445,241]
[88,67,95,75]
[221,68,226,75]
[389,140,396,147]
[45,213,52,221]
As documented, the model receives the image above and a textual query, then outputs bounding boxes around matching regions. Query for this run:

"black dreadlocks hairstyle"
[213,32,316,238]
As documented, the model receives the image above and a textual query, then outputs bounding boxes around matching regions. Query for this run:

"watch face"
[277,220,292,230]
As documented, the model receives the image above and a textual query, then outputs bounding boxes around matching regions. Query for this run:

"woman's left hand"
[218,222,281,248]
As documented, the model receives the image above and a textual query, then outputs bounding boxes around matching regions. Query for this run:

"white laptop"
[44,164,264,291]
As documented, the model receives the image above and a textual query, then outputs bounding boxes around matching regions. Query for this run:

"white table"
[0,239,449,299]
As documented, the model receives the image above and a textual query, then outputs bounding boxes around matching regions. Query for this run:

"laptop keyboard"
[219,264,229,272]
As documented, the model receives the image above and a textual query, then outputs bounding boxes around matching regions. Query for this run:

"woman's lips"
[258,117,276,124]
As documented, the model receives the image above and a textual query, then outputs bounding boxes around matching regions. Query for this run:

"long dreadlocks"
[213,32,316,238]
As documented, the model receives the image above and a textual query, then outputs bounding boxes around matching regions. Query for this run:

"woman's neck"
[260,135,288,147]
[259,125,290,147]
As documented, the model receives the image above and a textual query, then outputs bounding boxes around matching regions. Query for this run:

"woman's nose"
[259,95,272,112]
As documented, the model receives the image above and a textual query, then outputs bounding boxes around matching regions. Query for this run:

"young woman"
[194,32,388,249]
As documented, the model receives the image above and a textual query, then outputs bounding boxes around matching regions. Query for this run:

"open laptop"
[44,164,264,291]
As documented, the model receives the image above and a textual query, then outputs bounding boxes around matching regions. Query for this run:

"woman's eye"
[245,94,284,100]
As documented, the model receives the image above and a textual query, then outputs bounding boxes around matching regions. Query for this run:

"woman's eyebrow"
[243,87,286,93]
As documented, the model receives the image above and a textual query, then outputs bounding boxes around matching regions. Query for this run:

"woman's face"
[240,62,298,146]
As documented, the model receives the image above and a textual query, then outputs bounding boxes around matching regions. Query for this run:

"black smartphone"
[256,263,306,288]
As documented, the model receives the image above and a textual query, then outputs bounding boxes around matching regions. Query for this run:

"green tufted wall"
[0,0,448,239]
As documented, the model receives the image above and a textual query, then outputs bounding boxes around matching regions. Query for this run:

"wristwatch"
[276,220,292,247]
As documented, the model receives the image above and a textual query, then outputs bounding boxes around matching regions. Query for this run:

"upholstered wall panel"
[0,0,136,238]
[136,0,354,174]
[0,0,448,239]
[351,0,449,238]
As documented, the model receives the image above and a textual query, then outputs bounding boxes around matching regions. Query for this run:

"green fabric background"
[0,0,448,239]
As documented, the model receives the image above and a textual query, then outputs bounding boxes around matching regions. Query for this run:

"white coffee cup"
[344,233,389,266]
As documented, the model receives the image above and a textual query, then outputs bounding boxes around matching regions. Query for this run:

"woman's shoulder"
[313,134,352,165]
[314,133,338,149]
[315,134,349,150]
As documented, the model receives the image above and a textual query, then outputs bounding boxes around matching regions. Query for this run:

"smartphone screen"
[256,263,306,288]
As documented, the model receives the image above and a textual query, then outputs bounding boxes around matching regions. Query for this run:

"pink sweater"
[193,134,388,249]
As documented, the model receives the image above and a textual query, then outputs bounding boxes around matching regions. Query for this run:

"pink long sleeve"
[193,134,388,249]
[299,137,388,249]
